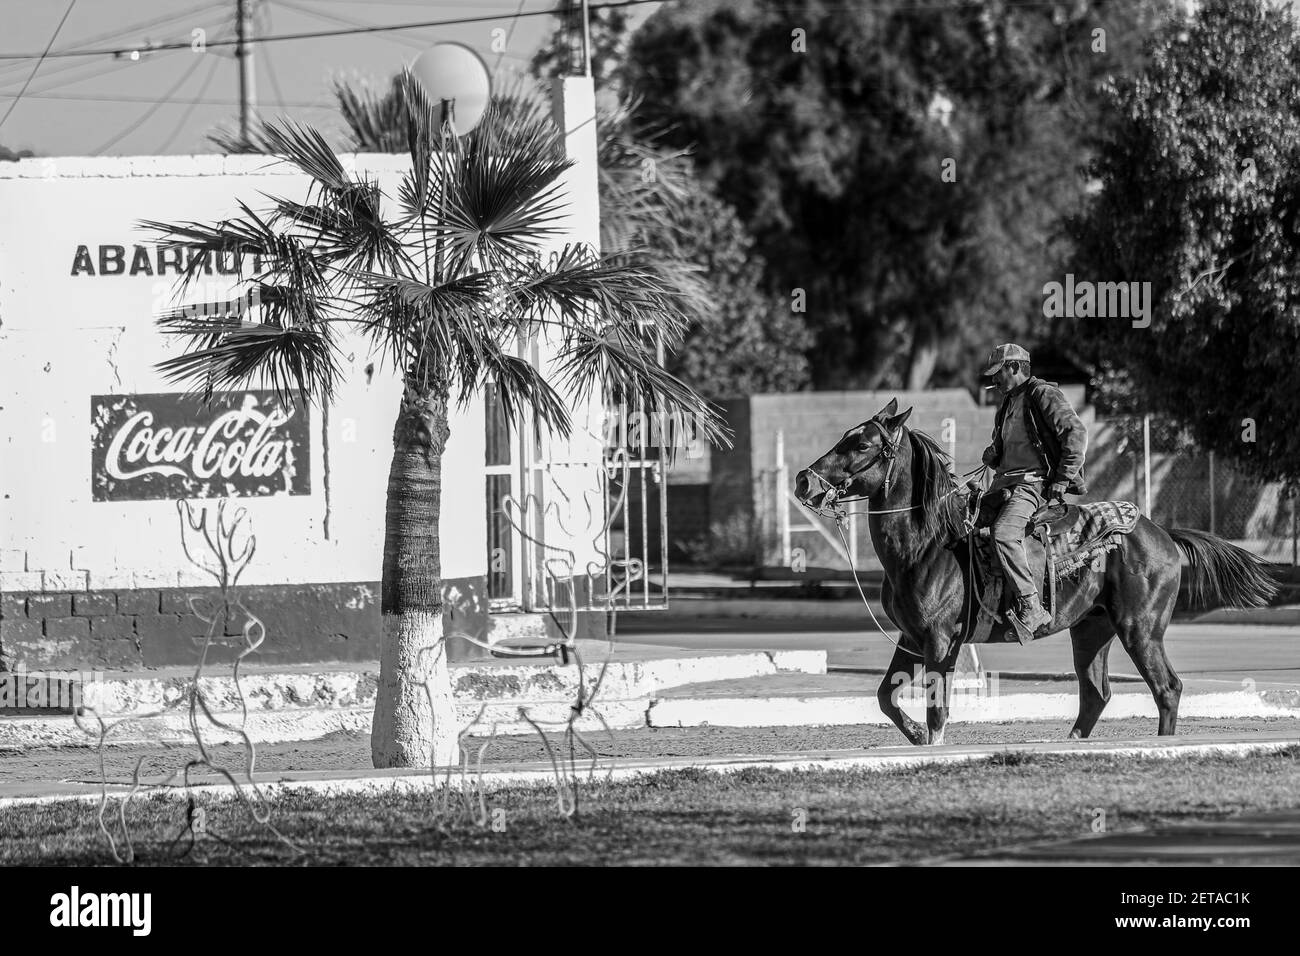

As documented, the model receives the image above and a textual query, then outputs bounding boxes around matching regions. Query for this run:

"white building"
[0,78,657,672]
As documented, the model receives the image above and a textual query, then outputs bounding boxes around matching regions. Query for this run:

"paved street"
[617,613,1300,691]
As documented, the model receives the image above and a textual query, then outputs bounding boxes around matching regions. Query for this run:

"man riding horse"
[979,343,1088,636]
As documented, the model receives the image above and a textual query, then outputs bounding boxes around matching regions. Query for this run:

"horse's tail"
[1167,527,1278,610]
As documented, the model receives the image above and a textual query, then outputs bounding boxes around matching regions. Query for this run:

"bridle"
[797,418,982,662]
[803,419,908,517]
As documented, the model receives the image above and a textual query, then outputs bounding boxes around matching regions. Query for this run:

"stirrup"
[1008,608,1035,645]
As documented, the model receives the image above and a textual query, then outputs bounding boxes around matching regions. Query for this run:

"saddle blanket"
[1049,500,1141,574]
[967,500,1140,643]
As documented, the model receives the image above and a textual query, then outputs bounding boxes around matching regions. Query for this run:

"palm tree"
[147,72,726,768]
[214,72,698,268]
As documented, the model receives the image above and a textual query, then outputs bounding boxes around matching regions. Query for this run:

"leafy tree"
[531,7,813,399]
[1068,0,1300,483]
[592,97,811,399]
[656,183,811,400]
[155,74,724,768]
[623,0,1166,390]
[530,4,637,95]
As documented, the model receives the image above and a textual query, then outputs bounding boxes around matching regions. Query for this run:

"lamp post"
[409,43,491,280]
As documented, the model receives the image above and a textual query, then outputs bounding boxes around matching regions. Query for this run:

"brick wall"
[0,576,488,671]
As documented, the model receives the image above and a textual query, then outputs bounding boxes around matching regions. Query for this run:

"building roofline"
[0,152,414,180]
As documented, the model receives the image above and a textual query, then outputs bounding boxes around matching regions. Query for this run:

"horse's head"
[794,398,913,510]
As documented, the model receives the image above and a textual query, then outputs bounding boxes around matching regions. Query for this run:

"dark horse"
[794,399,1278,746]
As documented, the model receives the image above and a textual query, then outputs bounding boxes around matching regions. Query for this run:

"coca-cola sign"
[90,392,311,501]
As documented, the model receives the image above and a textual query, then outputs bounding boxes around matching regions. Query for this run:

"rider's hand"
[1046,480,1068,501]
[981,444,997,467]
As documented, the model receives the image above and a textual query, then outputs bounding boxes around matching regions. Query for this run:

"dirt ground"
[2,715,1299,785]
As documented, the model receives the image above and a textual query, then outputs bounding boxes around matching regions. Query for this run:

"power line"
[92,48,211,155]
[156,53,223,152]
[269,0,541,60]
[0,88,330,108]
[0,0,222,79]
[3,48,192,101]
[0,0,663,61]
[0,0,79,131]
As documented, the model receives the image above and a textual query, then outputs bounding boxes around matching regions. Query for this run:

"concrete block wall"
[697,386,1094,569]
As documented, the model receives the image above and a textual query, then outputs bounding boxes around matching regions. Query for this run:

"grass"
[3,746,1300,865]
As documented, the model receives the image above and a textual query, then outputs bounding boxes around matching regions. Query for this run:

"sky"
[0,0,603,157]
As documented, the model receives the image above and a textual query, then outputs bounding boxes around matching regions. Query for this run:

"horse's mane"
[904,427,969,552]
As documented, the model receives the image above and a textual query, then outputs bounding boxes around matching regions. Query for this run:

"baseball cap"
[982,343,1030,376]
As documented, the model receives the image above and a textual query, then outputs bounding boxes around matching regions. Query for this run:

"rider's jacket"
[982,377,1088,495]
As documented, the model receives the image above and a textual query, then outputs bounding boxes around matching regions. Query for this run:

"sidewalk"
[3,636,1296,748]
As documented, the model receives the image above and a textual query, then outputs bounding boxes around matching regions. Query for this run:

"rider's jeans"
[992,483,1046,598]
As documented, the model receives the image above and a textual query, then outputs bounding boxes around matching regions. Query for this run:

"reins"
[801,428,990,662]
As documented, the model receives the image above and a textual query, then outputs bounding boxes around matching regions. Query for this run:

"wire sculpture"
[79,499,302,863]
[82,426,659,852]
[425,439,644,823]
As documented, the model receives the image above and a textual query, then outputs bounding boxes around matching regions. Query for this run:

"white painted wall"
[0,153,487,592]
[1,91,609,605]
[529,77,607,603]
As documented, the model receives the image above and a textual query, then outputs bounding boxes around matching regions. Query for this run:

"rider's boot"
[1013,592,1051,641]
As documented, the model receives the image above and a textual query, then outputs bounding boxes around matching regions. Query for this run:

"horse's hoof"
[1068,729,1083,740]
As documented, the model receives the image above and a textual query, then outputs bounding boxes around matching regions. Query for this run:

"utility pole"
[236,0,256,142]
[580,0,592,77]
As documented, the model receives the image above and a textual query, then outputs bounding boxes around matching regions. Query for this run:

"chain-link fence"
[1095,416,1298,565]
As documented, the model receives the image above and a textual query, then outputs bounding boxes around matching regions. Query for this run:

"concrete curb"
[0,648,827,748]
[3,734,1296,809]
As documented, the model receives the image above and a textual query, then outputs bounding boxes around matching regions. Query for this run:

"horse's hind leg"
[1115,617,1182,735]
[1111,579,1183,736]
[1068,609,1115,739]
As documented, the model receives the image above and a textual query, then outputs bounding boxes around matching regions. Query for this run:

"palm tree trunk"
[372,386,457,768]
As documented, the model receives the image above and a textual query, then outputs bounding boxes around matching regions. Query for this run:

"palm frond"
[267,188,406,277]
[156,322,342,406]
[399,68,436,218]
[512,244,707,347]
[259,119,350,191]
[139,212,278,293]
[553,325,730,447]
[334,72,407,152]
[354,270,499,390]
[596,95,696,258]
[480,349,572,439]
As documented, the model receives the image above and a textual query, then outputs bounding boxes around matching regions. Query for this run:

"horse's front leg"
[923,634,964,745]
[875,642,926,745]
